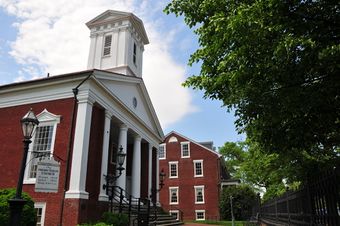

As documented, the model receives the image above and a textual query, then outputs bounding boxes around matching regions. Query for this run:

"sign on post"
[35,158,60,193]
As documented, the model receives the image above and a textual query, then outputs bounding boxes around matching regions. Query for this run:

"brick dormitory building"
[158,131,238,221]
[0,10,164,225]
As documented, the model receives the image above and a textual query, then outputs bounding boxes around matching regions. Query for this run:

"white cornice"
[0,78,80,108]
[86,10,149,44]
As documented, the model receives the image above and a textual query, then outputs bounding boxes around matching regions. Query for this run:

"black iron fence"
[260,168,340,225]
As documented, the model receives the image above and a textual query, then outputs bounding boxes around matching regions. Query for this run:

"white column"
[156,147,160,204]
[148,144,153,198]
[66,96,94,199]
[98,110,112,201]
[131,135,142,198]
[116,124,128,190]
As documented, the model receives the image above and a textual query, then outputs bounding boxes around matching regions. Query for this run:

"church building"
[0,10,163,225]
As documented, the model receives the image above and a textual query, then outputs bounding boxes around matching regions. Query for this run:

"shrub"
[78,223,110,226]
[0,188,37,226]
[102,212,129,226]
[220,184,257,220]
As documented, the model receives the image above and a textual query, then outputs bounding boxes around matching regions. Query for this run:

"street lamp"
[103,145,126,186]
[103,145,126,211]
[9,109,39,226]
[149,169,166,224]
[150,169,166,197]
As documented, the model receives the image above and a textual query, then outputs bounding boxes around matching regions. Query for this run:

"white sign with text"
[35,158,60,193]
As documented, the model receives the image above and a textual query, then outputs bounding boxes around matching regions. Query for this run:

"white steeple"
[86,10,149,77]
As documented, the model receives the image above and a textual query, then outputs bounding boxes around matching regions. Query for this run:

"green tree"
[0,188,37,226]
[219,142,246,176]
[165,0,340,177]
[220,141,288,200]
[220,184,258,220]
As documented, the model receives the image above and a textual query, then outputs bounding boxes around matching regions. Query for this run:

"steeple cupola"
[86,10,149,77]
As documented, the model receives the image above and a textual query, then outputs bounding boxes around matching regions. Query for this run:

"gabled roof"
[164,131,222,157]
[86,10,149,44]
[0,69,163,143]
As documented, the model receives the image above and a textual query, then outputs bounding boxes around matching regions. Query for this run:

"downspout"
[58,72,94,226]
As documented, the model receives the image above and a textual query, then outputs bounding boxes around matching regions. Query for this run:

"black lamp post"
[9,109,39,226]
[103,145,126,211]
[150,169,166,223]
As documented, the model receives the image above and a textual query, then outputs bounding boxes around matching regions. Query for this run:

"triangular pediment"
[86,10,149,44]
[36,109,61,123]
[86,10,131,27]
[93,70,163,140]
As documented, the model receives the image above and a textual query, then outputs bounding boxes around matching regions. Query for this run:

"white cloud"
[0,0,196,129]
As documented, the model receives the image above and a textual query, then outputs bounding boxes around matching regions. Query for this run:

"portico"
[65,85,162,202]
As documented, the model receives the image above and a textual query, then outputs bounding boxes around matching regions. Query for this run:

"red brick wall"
[0,98,75,226]
[159,133,221,221]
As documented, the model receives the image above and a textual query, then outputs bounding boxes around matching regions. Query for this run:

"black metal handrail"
[108,186,151,225]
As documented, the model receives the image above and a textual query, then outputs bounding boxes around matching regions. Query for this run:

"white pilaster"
[66,96,94,199]
[98,110,112,201]
[148,144,153,198]
[131,135,142,198]
[116,124,128,191]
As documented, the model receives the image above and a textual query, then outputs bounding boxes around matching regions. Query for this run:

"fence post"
[286,190,290,224]
[275,198,278,222]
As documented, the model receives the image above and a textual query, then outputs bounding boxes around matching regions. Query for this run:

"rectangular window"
[169,210,179,220]
[133,42,137,65]
[194,160,204,177]
[29,125,54,179]
[169,161,178,178]
[103,35,112,56]
[181,142,190,158]
[194,186,205,204]
[159,144,166,160]
[195,210,205,220]
[169,187,179,204]
[34,202,46,226]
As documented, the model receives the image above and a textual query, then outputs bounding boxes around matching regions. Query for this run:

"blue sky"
[0,0,245,149]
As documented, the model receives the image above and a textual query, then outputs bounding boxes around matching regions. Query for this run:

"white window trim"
[194,185,205,204]
[169,186,179,205]
[24,109,60,184]
[34,202,46,226]
[193,160,204,177]
[180,141,190,158]
[159,143,166,160]
[169,210,179,220]
[195,210,206,221]
[169,161,178,179]
[168,136,178,143]
[103,34,112,57]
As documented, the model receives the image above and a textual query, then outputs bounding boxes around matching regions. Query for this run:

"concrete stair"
[149,212,183,226]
